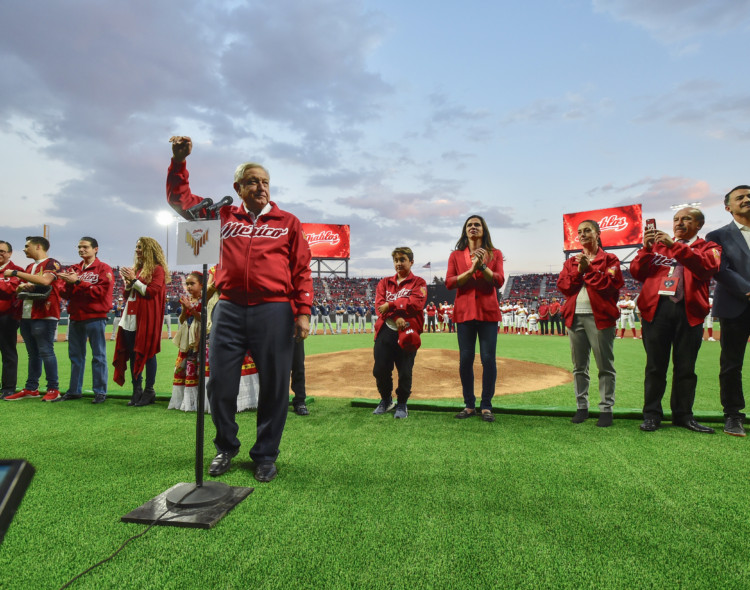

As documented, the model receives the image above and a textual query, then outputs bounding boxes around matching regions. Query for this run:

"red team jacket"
[61,258,114,321]
[557,249,624,329]
[166,159,313,317]
[0,261,23,318]
[22,258,63,320]
[446,248,505,323]
[630,238,720,327]
[374,272,427,338]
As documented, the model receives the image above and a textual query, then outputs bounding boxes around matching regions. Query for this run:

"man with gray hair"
[167,136,313,483]
[630,207,720,434]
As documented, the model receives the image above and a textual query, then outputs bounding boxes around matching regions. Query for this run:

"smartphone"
[645,218,656,231]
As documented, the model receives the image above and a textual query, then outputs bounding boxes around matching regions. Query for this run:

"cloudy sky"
[1,0,749,280]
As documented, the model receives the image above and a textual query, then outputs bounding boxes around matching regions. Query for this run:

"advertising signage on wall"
[563,205,643,251]
[303,223,351,259]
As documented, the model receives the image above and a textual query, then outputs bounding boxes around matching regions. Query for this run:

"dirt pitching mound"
[305,348,572,400]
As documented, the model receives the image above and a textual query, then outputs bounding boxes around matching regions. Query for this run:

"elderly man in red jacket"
[631,207,720,433]
[167,136,312,483]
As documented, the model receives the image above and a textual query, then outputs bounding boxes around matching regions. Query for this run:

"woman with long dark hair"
[113,237,169,406]
[446,215,505,422]
[557,220,623,426]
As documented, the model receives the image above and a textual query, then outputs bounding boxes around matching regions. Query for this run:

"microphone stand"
[122,198,252,529]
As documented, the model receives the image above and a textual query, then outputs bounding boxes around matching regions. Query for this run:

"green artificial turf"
[1,329,746,589]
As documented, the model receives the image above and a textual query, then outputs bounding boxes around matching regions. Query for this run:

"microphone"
[184,198,213,220]
[204,195,233,214]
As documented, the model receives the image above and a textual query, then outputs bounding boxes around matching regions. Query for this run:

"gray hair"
[234,162,270,183]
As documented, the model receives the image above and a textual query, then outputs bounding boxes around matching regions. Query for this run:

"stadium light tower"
[157,210,176,265]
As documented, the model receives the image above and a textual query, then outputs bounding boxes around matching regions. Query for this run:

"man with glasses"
[167,135,312,483]
[54,237,114,404]
[0,242,23,398]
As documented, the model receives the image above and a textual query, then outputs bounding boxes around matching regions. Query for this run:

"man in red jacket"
[167,136,312,483]
[0,241,23,398]
[630,207,721,433]
[3,236,63,402]
[55,237,114,404]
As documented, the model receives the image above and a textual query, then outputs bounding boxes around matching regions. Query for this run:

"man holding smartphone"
[630,208,720,433]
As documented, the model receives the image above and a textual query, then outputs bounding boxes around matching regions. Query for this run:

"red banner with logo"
[563,205,643,251]
[303,223,350,259]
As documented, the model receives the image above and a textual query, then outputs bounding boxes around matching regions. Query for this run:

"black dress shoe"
[674,419,715,434]
[254,462,277,482]
[208,452,235,476]
[293,403,309,416]
[640,418,660,432]
[723,416,746,437]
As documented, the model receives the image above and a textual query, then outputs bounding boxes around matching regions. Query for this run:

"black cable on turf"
[58,487,199,589]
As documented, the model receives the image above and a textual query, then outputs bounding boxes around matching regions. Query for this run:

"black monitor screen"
[0,460,35,545]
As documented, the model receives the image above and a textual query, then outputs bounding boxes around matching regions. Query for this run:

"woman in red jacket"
[113,237,169,406]
[557,220,623,427]
[446,215,504,422]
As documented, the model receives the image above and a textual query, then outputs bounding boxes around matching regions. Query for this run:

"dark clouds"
[0,0,393,266]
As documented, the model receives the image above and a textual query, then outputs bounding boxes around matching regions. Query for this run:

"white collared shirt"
[733,219,750,250]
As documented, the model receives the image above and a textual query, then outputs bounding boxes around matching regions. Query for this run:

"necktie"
[669,240,687,303]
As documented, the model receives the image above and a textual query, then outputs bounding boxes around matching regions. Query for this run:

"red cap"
[398,325,421,352]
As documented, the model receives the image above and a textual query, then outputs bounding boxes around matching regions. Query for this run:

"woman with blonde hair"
[113,237,169,406]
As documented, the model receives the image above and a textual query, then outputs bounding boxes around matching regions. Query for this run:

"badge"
[657,276,680,296]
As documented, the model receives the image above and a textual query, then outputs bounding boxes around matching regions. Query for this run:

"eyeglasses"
[238,177,269,188]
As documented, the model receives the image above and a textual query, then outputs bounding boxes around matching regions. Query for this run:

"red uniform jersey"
[373,272,427,338]
[167,159,313,317]
[630,237,720,327]
[61,258,115,321]
[446,248,504,323]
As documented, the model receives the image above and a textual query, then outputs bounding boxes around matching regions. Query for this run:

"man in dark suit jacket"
[706,185,750,437]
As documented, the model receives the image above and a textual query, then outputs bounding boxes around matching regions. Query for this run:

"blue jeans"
[456,321,498,411]
[68,318,108,395]
[20,319,59,391]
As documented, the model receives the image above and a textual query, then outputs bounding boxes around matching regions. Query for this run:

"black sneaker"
[51,393,84,403]
[92,394,107,404]
[394,403,408,419]
[373,399,395,415]
[571,408,589,423]
[293,402,309,416]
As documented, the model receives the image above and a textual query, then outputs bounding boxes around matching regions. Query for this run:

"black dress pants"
[719,306,750,419]
[641,298,703,423]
